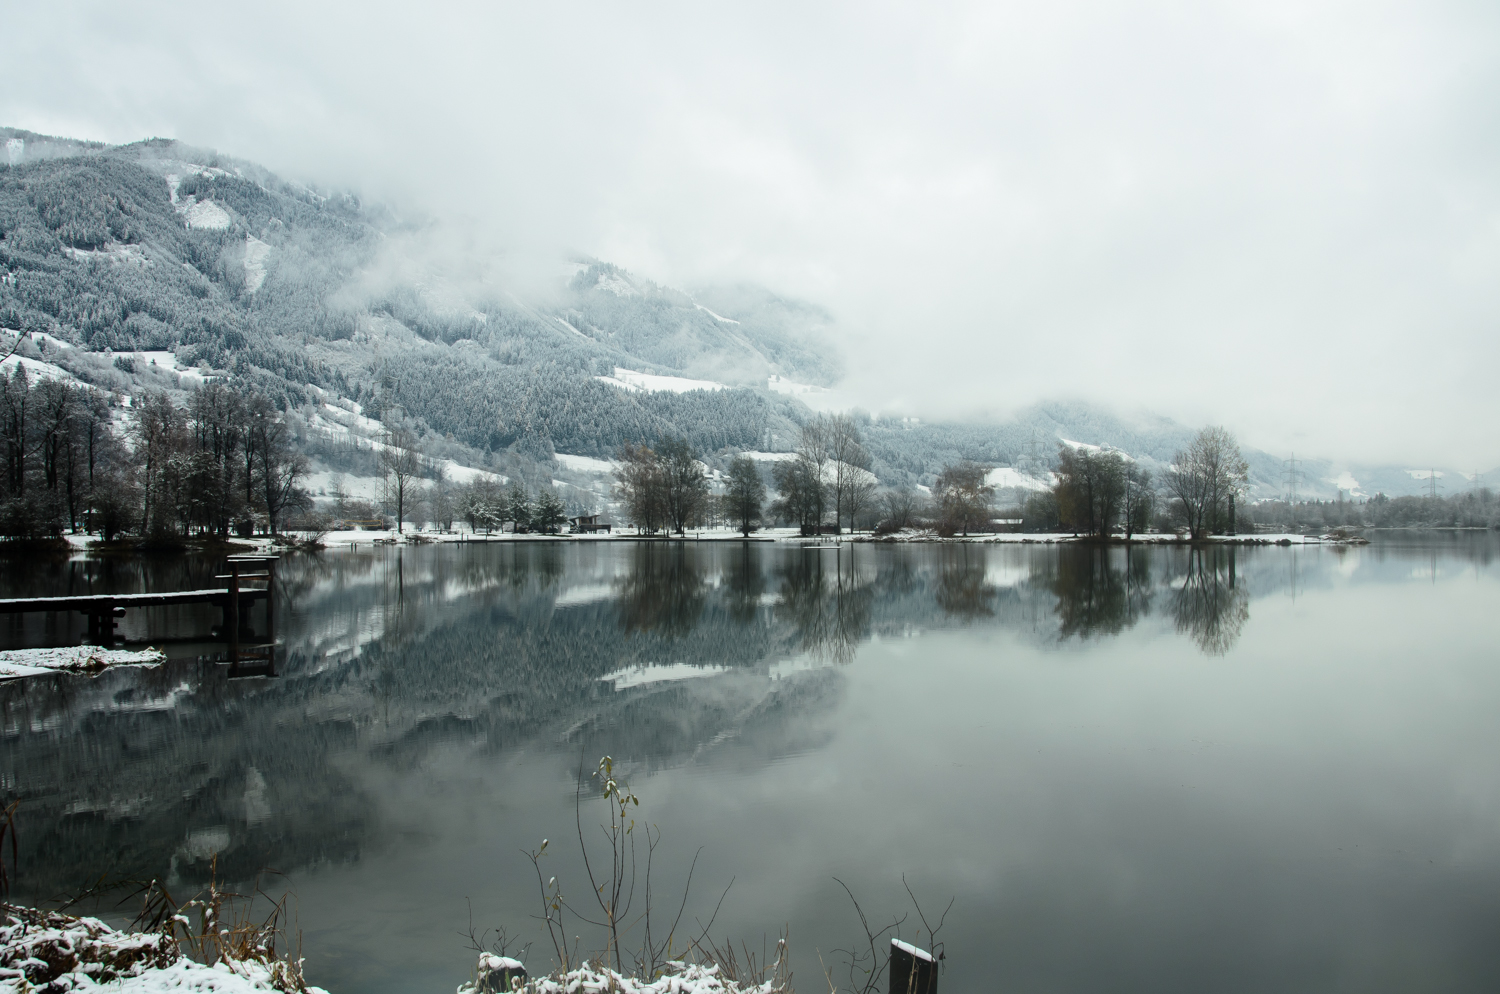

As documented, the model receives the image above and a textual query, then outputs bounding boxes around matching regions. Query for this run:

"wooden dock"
[0,554,280,675]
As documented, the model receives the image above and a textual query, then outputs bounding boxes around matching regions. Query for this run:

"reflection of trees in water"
[1171,547,1249,656]
[615,543,709,638]
[935,546,997,619]
[776,550,871,664]
[1040,546,1154,640]
[723,543,767,624]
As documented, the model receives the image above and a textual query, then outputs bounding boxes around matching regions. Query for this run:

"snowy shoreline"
[0,645,166,681]
[0,904,783,994]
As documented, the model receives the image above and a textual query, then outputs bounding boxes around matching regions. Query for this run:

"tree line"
[0,367,309,541]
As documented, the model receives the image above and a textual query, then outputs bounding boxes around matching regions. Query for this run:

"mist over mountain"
[0,126,1477,501]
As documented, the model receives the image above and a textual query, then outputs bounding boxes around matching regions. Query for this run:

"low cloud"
[4,0,1498,464]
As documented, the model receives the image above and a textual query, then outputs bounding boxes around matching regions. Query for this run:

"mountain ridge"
[0,125,1468,501]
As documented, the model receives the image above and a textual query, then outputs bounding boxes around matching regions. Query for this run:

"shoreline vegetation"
[0,756,949,994]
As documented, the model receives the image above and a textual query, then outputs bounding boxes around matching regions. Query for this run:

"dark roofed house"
[569,514,611,534]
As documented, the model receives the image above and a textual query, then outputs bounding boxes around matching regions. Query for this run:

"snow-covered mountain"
[0,126,1464,500]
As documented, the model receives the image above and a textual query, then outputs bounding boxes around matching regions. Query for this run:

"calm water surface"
[4,535,1499,993]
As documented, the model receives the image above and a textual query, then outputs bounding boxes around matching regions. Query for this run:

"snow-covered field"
[554,452,619,474]
[0,645,166,681]
[179,196,232,230]
[595,367,727,394]
[985,466,1054,492]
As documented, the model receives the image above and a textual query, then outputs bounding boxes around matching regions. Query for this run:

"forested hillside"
[0,127,829,460]
[0,126,1473,502]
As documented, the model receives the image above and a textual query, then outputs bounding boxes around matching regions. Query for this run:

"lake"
[4,534,1499,993]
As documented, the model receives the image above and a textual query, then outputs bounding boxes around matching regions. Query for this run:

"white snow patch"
[0,905,331,993]
[179,197,232,230]
[596,367,727,394]
[131,350,213,386]
[694,303,740,324]
[5,137,23,165]
[460,958,777,994]
[242,234,271,293]
[28,332,74,351]
[0,354,81,385]
[985,467,1054,492]
[742,450,798,463]
[595,272,640,297]
[555,452,619,474]
[63,242,152,266]
[0,645,166,681]
[602,662,729,689]
[892,939,934,962]
[555,316,589,338]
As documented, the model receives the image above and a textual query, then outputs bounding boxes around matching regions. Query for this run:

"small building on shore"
[568,514,611,534]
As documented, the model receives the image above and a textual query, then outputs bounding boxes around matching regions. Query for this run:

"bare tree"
[725,455,766,536]
[379,425,423,533]
[615,443,668,534]
[659,437,709,534]
[934,461,994,536]
[880,487,924,530]
[1165,426,1248,540]
[1123,464,1154,539]
[796,416,833,531]
[826,413,875,531]
[254,409,309,535]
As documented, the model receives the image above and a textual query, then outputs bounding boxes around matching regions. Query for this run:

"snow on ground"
[985,466,1054,492]
[0,353,81,385]
[555,316,589,339]
[63,242,153,266]
[5,137,22,166]
[28,332,73,351]
[555,452,619,474]
[304,470,384,501]
[178,197,232,230]
[441,460,505,485]
[764,375,850,413]
[0,645,166,681]
[0,905,328,994]
[602,663,731,689]
[741,450,798,463]
[595,367,727,394]
[129,350,215,386]
[459,957,785,994]
[694,302,740,324]
[243,235,271,293]
[594,271,640,297]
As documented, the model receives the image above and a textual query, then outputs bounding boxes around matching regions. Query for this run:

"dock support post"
[226,563,240,671]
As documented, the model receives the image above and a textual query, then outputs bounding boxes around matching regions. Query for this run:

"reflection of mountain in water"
[1,540,1411,898]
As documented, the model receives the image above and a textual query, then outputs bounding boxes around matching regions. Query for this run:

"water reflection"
[2,537,1494,930]
[1170,547,1250,656]
[935,547,997,619]
[616,543,708,637]
[776,549,871,664]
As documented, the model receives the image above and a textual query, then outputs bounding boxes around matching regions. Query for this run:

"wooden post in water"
[889,939,938,994]
[226,561,241,672]
[264,557,276,676]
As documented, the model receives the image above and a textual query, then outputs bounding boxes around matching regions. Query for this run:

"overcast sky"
[4,1,1498,466]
